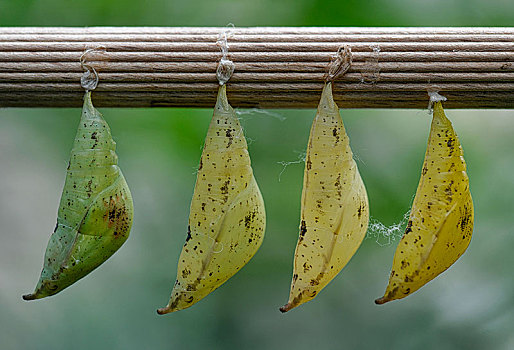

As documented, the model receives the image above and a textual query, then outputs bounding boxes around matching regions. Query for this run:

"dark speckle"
[459,205,472,231]
[244,211,257,229]
[185,226,192,242]
[332,127,340,143]
[225,128,233,148]
[404,220,413,235]
[357,204,364,219]
[220,180,230,195]
[300,220,307,238]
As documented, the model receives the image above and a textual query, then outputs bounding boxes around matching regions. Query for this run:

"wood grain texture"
[0,27,512,108]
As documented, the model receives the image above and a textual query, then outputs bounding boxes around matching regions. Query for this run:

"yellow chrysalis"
[157,85,266,314]
[280,82,369,312]
[375,101,474,304]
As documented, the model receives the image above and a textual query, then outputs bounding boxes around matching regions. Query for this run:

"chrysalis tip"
[156,306,172,315]
[82,91,95,113]
[22,293,36,301]
[214,85,232,113]
[279,305,290,313]
[374,296,389,305]
[317,82,338,113]
[279,302,295,313]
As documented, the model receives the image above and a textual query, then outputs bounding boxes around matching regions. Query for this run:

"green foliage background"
[1,1,513,349]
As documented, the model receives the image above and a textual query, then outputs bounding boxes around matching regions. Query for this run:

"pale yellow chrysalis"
[157,85,266,314]
[375,101,473,304]
[280,82,369,312]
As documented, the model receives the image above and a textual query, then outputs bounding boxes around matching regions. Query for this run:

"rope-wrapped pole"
[0,27,513,108]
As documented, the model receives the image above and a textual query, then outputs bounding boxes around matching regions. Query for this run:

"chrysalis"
[23,91,134,300]
[280,78,369,312]
[375,100,473,305]
[157,84,266,314]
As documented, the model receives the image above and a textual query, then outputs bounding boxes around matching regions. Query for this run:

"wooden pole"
[0,27,513,108]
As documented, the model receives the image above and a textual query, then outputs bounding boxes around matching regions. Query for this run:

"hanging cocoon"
[23,92,134,300]
[281,80,369,313]
[376,99,474,304]
[157,84,266,314]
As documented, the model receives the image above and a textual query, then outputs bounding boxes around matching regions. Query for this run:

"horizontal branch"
[2,72,512,83]
[0,27,513,108]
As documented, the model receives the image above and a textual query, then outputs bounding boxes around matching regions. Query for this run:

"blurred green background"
[1,1,514,349]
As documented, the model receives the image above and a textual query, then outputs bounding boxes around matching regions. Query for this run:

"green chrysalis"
[23,92,134,300]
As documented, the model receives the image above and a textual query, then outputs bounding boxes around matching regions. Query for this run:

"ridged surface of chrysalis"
[375,101,473,305]
[157,85,266,314]
[280,82,369,312]
[23,92,133,300]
